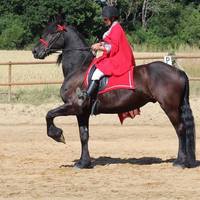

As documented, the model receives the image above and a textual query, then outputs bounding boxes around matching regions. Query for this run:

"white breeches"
[91,68,105,80]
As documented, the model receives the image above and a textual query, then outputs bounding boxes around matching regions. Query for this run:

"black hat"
[102,6,119,19]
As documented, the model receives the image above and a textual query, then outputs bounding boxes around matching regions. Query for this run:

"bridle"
[39,24,91,53]
[39,24,66,52]
[39,24,95,88]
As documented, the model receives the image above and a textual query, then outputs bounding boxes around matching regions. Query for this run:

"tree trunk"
[106,0,117,6]
[142,0,148,30]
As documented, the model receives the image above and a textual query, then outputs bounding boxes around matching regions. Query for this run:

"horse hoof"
[74,161,93,169]
[57,134,66,144]
[48,125,65,144]
[173,159,196,168]
[173,160,186,169]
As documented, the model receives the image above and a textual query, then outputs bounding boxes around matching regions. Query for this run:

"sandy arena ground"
[0,98,200,200]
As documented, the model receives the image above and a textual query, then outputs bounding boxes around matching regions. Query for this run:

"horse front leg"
[46,103,78,143]
[75,114,92,169]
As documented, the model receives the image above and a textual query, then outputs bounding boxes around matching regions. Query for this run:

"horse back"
[134,61,186,105]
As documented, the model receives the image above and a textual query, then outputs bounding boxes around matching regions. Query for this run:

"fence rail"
[0,55,200,101]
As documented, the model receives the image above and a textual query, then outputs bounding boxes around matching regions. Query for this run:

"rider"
[78,5,135,104]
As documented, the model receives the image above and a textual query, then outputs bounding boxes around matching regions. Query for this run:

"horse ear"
[56,10,66,25]
[47,15,54,24]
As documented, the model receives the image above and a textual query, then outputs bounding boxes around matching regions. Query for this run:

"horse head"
[32,14,67,59]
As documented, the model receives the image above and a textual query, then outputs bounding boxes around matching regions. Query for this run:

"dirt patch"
[0,98,200,199]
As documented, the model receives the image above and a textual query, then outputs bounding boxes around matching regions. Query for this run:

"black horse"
[32,16,196,169]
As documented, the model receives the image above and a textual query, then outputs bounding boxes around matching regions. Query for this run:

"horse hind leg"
[160,104,195,168]
[163,107,187,167]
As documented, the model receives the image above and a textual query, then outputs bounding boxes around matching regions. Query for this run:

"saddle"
[84,62,134,95]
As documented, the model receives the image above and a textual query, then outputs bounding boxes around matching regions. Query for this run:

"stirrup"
[76,87,89,107]
[76,87,87,100]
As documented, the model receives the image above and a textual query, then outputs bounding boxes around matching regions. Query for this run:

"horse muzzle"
[32,47,47,59]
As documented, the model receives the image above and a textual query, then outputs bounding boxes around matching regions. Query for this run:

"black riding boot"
[77,80,99,106]
[87,80,99,97]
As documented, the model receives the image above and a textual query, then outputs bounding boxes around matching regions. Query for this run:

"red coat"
[94,22,135,76]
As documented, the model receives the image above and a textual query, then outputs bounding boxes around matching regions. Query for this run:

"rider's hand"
[91,43,103,51]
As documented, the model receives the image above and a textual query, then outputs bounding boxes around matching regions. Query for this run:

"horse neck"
[61,27,94,77]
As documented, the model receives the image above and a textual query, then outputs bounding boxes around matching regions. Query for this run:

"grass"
[0,86,61,105]
[0,49,199,104]
[133,44,200,53]
[1,83,199,105]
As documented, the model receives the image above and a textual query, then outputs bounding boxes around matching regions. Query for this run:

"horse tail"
[180,71,196,166]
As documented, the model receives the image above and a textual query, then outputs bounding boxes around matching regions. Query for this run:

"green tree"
[0,14,26,49]
[178,4,200,47]
[0,0,199,50]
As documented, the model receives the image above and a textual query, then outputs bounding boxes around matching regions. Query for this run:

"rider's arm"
[101,42,112,53]
[91,42,111,54]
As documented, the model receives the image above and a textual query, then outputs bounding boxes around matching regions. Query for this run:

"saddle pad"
[84,61,135,94]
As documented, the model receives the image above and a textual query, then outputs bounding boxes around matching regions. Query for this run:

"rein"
[40,37,91,53]
[52,47,91,53]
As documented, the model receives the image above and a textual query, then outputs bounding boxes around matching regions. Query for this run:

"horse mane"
[67,25,89,46]
[56,25,90,66]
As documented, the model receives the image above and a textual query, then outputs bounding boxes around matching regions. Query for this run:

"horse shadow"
[60,157,200,168]
[91,156,174,166]
[91,156,200,167]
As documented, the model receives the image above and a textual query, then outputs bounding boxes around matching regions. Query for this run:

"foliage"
[178,5,200,47]
[0,14,26,49]
[0,0,199,50]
